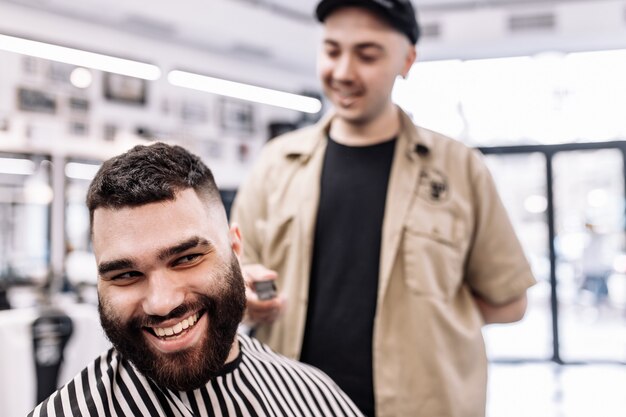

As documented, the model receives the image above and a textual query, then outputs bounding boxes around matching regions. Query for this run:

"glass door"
[480,143,626,364]
[482,152,552,360]
[64,159,101,302]
[0,153,52,307]
[553,149,626,362]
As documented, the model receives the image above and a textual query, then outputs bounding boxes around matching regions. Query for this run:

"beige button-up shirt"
[232,109,536,417]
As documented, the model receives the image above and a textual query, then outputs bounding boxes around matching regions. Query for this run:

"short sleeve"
[464,151,537,304]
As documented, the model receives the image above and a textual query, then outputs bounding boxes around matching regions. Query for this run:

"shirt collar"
[281,107,433,161]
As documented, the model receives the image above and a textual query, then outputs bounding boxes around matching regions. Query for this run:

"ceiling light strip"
[0,34,161,80]
[0,157,36,176]
[65,162,101,180]
[168,70,322,114]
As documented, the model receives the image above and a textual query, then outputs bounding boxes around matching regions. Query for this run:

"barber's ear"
[229,223,243,259]
[402,46,417,78]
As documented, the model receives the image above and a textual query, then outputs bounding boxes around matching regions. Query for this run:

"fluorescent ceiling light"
[168,70,322,114]
[0,34,161,80]
[65,162,101,180]
[0,157,36,176]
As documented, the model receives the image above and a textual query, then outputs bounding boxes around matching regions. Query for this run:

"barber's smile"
[331,84,363,107]
[143,310,207,353]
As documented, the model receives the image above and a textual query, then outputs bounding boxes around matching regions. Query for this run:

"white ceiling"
[1,0,323,74]
[1,0,624,76]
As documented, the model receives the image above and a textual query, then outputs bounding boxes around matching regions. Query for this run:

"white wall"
[418,0,626,61]
[0,1,319,188]
[2,0,626,185]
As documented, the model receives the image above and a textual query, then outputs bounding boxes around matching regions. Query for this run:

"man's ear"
[229,222,243,259]
[401,46,417,78]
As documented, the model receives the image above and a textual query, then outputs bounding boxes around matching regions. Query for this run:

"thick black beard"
[99,256,246,392]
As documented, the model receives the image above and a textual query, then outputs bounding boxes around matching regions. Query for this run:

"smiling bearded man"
[98,255,245,392]
[28,142,364,417]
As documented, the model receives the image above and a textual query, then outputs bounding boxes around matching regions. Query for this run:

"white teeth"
[333,86,360,98]
[152,312,200,338]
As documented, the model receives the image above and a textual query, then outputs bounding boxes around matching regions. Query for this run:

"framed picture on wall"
[17,87,57,114]
[68,120,89,136]
[219,98,254,133]
[21,56,40,76]
[68,97,90,113]
[103,73,147,105]
[103,123,118,142]
[0,116,9,132]
[181,100,209,123]
[47,62,74,84]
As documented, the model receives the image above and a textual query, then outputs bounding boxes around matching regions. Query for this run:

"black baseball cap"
[315,0,420,44]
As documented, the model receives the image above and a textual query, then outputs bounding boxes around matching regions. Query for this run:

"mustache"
[131,297,211,328]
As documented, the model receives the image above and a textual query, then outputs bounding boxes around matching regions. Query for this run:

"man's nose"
[332,55,356,81]
[142,271,186,317]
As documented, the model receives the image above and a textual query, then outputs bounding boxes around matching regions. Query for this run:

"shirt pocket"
[401,209,465,299]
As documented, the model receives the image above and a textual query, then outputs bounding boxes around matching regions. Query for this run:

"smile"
[334,88,361,98]
[337,90,359,97]
[331,87,363,107]
[147,312,202,339]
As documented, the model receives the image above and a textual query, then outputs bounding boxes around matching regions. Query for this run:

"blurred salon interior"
[0,0,625,416]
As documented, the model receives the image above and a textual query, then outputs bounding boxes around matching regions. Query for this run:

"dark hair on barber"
[86,142,221,226]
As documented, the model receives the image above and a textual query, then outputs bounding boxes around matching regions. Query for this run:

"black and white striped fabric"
[28,333,364,417]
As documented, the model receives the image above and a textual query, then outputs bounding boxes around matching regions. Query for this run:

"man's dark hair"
[87,142,221,226]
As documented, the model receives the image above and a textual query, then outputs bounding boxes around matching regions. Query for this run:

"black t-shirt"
[300,136,396,417]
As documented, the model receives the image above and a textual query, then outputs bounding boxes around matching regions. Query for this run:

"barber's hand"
[243,264,286,327]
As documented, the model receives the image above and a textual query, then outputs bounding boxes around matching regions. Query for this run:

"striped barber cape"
[28,333,364,417]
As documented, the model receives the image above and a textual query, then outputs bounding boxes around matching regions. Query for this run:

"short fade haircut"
[87,142,221,227]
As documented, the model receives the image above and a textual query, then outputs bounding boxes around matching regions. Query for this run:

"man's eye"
[111,271,142,281]
[359,54,378,63]
[174,254,201,266]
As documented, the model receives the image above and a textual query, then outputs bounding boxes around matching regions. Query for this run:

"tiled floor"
[487,362,626,417]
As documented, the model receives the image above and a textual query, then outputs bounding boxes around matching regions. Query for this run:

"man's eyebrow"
[97,237,213,275]
[323,39,384,52]
[98,259,136,276]
[354,42,384,52]
[157,236,213,261]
